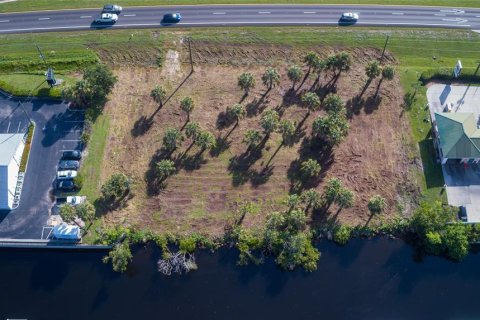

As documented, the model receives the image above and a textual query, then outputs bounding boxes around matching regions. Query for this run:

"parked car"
[340,12,359,22]
[62,150,82,160]
[57,170,77,180]
[162,13,182,23]
[93,13,118,24]
[66,196,87,206]
[58,160,80,170]
[56,180,77,192]
[102,4,122,13]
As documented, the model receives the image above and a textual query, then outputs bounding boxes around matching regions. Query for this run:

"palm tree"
[150,85,167,108]
[313,58,327,84]
[195,131,216,152]
[323,177,343,207]
[260,109,280,136]
[285,194,301,211]
[323,93,345,115]
[156,159,176,181]
[365,60,381,81]
[304,51,319,74]
[287,65,303,90]
[163,127,183,153]
[368,195,387,214]
[262,67,281,91]
[312,113,349,147]
[335,52,352,75]
[180,96,195,122]
[243,129,262,151]
[300,159,321,179]
[226,104,246,127]
[337,189,355,210]
[238,72,256,96]
[301,92,321,115]
[185,121,201,140]
[376,65,395,96]
[301,188,322,212]
[279,119,296,145]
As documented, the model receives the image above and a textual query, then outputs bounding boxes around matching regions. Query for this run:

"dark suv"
[56,180,77,192]
[62,150,82,160]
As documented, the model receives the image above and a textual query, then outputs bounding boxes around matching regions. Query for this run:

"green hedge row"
[419,68,480,84]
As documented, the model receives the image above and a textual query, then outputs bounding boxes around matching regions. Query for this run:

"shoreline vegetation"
[3,27,480,272]
[0,0,479,14]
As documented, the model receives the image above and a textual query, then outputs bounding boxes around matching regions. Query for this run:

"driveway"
[0,91,84,239]
[427,84,480,211]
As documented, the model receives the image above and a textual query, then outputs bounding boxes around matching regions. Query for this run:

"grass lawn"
[0,0,478,13]
[78,114,110,201]
[0,73,77,98]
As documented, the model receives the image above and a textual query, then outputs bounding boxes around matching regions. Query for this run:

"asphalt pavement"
[0,5,478,34]
[0,92,84,239]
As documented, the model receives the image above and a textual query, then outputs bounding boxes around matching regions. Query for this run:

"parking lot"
[427,84,480,213]
[0,91,84,239]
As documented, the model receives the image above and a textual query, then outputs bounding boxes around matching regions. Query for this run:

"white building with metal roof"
[0,133,25,210]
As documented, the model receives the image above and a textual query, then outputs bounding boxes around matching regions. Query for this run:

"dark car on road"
[58,160,80,170]
[103,4,122,13]
[162,13,182,23]
[62,150,82,160]
[56,180,77,192]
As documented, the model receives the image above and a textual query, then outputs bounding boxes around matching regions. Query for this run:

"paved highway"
[0,5,479,34]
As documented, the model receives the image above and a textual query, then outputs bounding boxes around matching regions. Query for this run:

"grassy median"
[0,0,478,13]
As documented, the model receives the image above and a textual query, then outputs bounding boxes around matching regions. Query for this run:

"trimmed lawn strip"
[0,0,478,13]
[0,73,77,98]
[78,114,110,201]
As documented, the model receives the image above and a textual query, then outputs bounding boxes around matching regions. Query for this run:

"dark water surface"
[1,238,479,320]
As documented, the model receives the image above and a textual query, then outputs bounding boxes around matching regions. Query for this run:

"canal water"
[0,238,479,319]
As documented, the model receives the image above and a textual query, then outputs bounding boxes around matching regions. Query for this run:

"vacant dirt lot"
[99,41,412,236]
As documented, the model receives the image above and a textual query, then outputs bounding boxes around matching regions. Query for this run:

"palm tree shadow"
[131,115,154,137]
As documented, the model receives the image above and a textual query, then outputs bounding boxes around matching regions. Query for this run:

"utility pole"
[380,35,390,62]
[187,37,194,73]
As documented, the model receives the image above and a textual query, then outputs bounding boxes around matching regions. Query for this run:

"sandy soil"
[99,41,412,236]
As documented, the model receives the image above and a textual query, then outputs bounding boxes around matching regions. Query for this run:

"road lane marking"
[38,17,50,20]
[303,11,316,14]
[212,12,226,15]
[0,20,10,23]
[443,18,468,23]
[440,9,465,15]
[123,14,136,17]
[391,12,404,15]
[258,11,271,14]
[80,15,92,18]
[434,14,446,16]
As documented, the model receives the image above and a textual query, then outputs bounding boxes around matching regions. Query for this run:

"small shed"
[52,223,81,241]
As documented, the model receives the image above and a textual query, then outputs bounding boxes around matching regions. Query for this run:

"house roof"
[0,134,24,166]
[435,112,480,159]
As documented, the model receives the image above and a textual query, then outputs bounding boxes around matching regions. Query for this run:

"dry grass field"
[98,40,414,236]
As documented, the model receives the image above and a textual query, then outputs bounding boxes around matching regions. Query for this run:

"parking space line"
[61,139,82,142]
[16,121,21,133]
[63,120,84,123]
[6,121,10,133]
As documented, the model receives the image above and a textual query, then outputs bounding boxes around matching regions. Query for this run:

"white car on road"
[341,12,359,22]
[94,13,118,24]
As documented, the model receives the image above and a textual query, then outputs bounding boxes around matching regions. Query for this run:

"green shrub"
[103,242,133,273]
[73,173,84,190]
[179,236,197,254]
[333,225,352,246]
